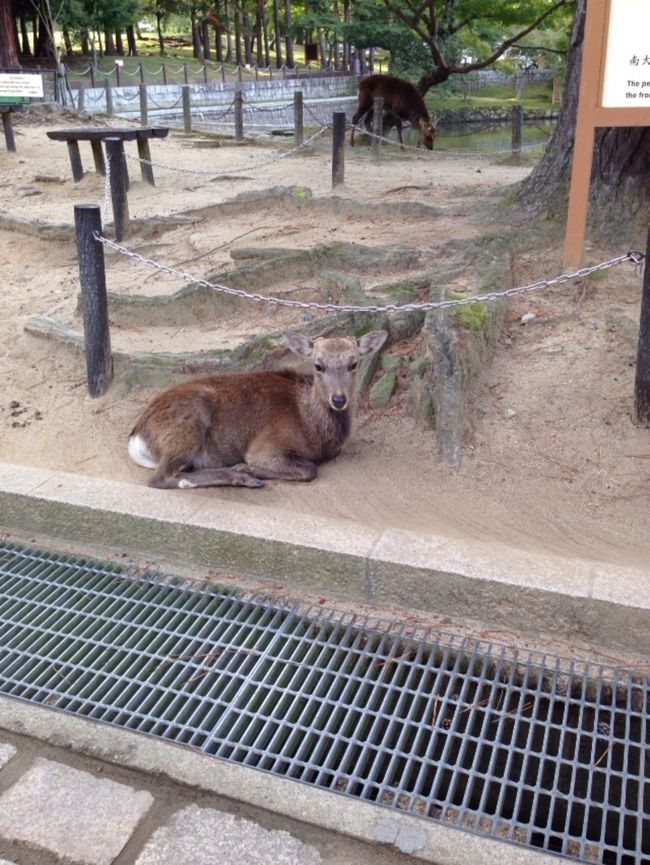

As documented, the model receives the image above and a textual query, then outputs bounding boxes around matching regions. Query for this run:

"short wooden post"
[162,64,168,86]
[77,82,85,111]
[115,64,121,87]
[234,87,244,141]
[137,138,155,186]
[237,64,243,82]
[182,84,192,133]
[1,111,17,152]
[139,83,148,125]
[294,90,303,147]
[90,66,96,87]
[635,228,650,424]
[105,137,130,241]
[74,204,113,397]
[221,63,226,83]
[511,104,523,155]
[139,62,145,83]
[66,140,84,181]
[183,62,189,84]
[203,63,209,84]
[105,78,113,117]
[332,110,345,188]
[371,95,383,159]
[90,139,105,175]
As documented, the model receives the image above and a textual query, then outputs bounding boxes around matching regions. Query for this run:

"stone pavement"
[0,731,419,865]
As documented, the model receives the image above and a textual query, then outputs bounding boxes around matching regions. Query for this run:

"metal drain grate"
[0,540,648,864]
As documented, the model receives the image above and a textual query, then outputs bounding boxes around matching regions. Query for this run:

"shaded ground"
[1,105,649,614]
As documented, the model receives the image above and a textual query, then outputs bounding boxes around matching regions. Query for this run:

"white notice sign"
[602,0,650,107]
[0,73,44,98]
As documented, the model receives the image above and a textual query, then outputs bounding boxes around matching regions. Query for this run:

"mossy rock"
[369,372,396,408]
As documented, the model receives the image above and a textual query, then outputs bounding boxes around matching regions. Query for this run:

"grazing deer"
[350,74,436,151]
[128,330,387,489]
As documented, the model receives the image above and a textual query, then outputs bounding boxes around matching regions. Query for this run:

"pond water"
[403,120,556,154]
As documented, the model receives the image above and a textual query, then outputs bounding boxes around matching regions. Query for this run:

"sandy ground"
[1,106,650,582]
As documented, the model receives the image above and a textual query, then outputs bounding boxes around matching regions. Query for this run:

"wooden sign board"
[564,0,650,265]
[0,73,44,104]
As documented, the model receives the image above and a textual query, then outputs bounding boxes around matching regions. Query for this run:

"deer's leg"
[243,437,318,482]
[176,467,264,489]
[244,455,318,482]
[396,119,405,151]
[150,457,264,489]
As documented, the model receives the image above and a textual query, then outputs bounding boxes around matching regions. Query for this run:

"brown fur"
[128,331,387,489]
[350,74,436,151]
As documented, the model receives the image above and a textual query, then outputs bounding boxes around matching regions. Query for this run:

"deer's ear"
[284,332,313,357]
[358,330,388,356]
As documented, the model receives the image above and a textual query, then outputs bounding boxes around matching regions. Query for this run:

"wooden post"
[182,85,192,133]
[105,137,130,241]
[234,87,244,141]
[162,64,168,86]
[371,95,383,159]
[105,78,113,117]
[1,111,17,153]
[203,63,209,84]
[511,104,523,155]
[66,140,84,182]
[74,204,113,398]
[90,66,96,88]
[77,82,85,112]
[635,228,650,424]
[139,83,148,126]
[139,62,145,83]
[90,140,105,175]
[294,90,303,147]
[332,110,345,188]
[183,63,189,84]
[115,64,121,87]
[221,63,226,83]
[137,139,155,186]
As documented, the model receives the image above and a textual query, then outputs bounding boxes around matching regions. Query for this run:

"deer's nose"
[331,394,348,411]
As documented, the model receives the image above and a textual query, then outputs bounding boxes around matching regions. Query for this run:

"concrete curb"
[0,696,561,865]
[1,461,650,656]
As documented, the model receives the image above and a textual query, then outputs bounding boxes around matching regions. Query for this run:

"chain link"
[93,231,644,314]
[122,125,328,176]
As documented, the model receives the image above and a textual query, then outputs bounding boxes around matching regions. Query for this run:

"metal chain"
[93,232,645,314]
[122,125,328,176]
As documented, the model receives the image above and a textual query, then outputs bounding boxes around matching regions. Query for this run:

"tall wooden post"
[105,78,113,117]
[332,111,345,188]
[139,83,148,126]
[105,137,130,241]
[371,96,383,160]
[234,88,244,141]
[1,112,17,152]
[294,90,303,147]
[511,104,523,155]
[77,82,85,112]
[182,85,192,133]
[635,228,650,424]
[74,204,113,398]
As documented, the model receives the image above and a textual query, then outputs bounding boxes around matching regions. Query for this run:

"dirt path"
[2,106,649,581]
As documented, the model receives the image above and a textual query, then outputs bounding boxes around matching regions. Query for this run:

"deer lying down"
[128,330,387,489]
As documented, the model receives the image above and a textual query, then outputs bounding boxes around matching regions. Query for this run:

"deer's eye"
[314,362,324,373]
[348,361,358,371]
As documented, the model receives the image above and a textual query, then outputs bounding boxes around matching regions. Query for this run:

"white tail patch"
[128,433,157,469]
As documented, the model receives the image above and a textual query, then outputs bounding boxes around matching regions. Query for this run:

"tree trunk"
[0,0,19,66]
[516,0,650,233]
[18,10,32,57]
[272,0,282,67]
[156,11,165,56]
[126,25,138,57]
[104,31,116,56]
[254,0,264,67]
[284,0,294,67]
[115,31,125,56]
